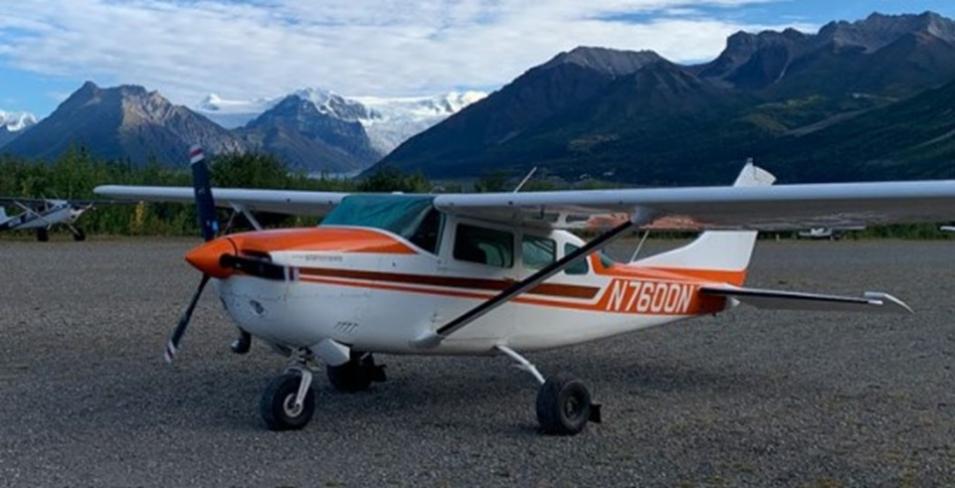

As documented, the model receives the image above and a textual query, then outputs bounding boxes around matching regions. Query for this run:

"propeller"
[164,145,219,363]
[165,275,211,362]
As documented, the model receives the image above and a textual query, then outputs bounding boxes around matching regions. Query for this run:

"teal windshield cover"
[321,195,435,239]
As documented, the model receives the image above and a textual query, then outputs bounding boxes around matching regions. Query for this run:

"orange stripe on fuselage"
[297,268,728,316]
[590,255,747,286]
[226,227,417,255]
[297,267,600,299]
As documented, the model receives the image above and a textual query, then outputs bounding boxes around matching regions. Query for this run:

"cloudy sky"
[1,0,953,117]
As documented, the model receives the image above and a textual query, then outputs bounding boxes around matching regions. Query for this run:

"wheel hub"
[282,393,303,417]
[564,396,582,418]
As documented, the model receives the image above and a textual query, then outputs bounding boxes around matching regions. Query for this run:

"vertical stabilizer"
[634,162,776,283]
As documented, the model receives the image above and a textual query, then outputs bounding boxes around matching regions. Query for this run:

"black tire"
[536,373,592,436]
[326,354,375,393]
[36,228,49,242]
[72,227,86,242]
[260,372,315,431]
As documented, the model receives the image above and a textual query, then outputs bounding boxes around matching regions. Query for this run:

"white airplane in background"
[942,225,955,232]
[0,198,96,241]
[96,147,955,435]
[797,226,866,240]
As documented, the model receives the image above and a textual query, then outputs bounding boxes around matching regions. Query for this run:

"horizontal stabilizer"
[701,286,913,314]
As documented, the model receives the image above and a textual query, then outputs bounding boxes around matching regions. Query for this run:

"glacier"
[195,89,486,154]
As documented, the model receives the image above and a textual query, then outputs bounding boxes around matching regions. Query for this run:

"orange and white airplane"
[96,147,955,435]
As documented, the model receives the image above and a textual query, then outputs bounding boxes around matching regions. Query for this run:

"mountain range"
[3,82,245,165]
[197,89,485,155]
[2,84,484,172]
[376,11,955,184]
[4,11,955,184]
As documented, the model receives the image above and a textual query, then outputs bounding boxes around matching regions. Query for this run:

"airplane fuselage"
[0,203,78,231]
[203,223,735,356]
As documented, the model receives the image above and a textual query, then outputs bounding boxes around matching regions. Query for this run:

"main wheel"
[72,227,86,242]
[327,353,383,392]
[36,228,49,242]
[260,372,315,431]
[536,373,593,436]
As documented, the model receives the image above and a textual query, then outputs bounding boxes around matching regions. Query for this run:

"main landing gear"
[497,345,601,436]
[259,347,387,430]
[326,352,386,392]
[68,225,86,242]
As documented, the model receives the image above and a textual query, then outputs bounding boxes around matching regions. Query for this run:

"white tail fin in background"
[634,162,776,282]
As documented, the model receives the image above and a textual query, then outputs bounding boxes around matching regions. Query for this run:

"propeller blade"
[165,274,211,363]
[189,145,219,242]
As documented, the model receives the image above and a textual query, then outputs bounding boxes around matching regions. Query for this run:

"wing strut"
[412,214,651,349]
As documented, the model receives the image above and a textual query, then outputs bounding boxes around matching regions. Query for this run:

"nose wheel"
[260,370,315,431]
[260,350,317,431]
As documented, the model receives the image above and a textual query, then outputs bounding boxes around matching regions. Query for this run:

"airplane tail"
[633,162,776,285]
[0,206,6,221]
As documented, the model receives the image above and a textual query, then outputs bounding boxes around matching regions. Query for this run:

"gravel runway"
[0,238,953,487]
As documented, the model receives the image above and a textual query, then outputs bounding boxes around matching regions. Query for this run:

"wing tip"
[864,292,914,314]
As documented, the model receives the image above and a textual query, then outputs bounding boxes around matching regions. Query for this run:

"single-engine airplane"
[96,146,955,435]
[0,198,97,241]
[797,226,865,240]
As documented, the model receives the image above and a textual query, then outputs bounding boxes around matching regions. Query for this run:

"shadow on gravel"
[616,360,784,395]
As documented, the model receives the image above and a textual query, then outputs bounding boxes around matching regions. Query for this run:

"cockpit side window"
[454,223,514,268]
[408,209,443,254]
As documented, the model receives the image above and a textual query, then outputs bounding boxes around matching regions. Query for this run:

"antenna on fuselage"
[513,167,538,193]
[629,230,651,262]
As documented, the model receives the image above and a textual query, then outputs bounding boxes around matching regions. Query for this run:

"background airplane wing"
[94,186,348,216]
[0,196,137,206]
[432,180,955,230]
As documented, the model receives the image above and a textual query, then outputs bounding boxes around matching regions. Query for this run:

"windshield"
[321,194,436,241]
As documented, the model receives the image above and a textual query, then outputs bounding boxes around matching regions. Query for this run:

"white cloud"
[0,0,812,109]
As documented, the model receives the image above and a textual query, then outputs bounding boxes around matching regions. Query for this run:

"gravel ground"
[0,238,953,487]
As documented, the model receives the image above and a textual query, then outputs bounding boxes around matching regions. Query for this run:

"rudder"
[633,162,775,284]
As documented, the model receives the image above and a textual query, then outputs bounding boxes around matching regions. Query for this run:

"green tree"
[357,167,430,193]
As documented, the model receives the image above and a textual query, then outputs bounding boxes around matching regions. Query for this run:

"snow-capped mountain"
[195,88,486,154]
[0,110,37,132]
[354,91,487,153]
[0,110,38,147]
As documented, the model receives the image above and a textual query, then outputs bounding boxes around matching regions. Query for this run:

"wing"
[94,186,347,216]
[0,197,44,205]
[701,286,913,314]
[433,178,955,230]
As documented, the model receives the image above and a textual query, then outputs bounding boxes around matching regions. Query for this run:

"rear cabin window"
[523,235,555,270]
[563,243,589,275]
[454,224,514,268]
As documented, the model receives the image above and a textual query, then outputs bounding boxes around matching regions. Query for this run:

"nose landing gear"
[230,330,252,354]
[260,348,316,431]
